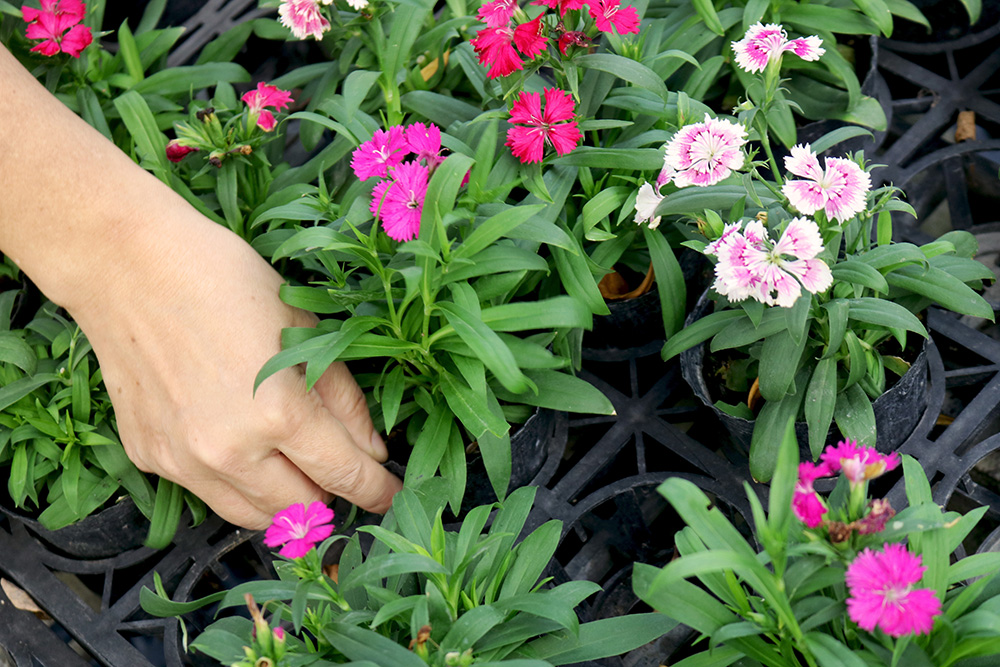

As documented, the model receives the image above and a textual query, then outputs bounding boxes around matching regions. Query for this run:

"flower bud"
[166,140,198,163]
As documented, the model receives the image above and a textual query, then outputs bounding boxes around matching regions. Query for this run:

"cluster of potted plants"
[2,0,997,663]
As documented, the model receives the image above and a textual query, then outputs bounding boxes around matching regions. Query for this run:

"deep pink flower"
[783,144,871,223]
[731,23,824,74]
[588,0,639,34]
[370,161,429,242]
[278,0,331,41]
[264,501,335,559]
[242,82,293,132]
[22,1,92,58]
[665,114,747,187]
[846,544,941,637]
[352,126,409,181]
[505,87,581,164]
[165,140,198,163]
[558,30,590,56]
[478,0,519,27]
[820,440,899,487]
[513,15,548,59]
[532,0,584,16]
[470,26,524,78]
[792,461,832,528]
[404,122,444,168]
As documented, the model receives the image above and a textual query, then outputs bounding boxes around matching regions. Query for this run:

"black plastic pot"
[0,495,149,559]
[680,295,930,457]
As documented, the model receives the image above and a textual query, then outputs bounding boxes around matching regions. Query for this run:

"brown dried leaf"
[1,578,50,620]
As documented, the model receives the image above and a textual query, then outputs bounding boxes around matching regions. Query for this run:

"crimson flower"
[588,0,640,35]
[241,82,294,132]
[531,0,584,17]
[263,502,335,559]
[165,140,198,163]
[513,15,548,59]
[505,88,581,164]
[470,26,526,78]
[22,0,92,58]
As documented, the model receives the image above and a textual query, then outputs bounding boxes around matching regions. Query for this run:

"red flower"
[505,88,581,164]
[22,0,92,58]
[165,140,199,163]
[531,0,584,16]
[558,30,590,56]
[470,26,524,78]
[513,15,547,59]
[589,0,640,34]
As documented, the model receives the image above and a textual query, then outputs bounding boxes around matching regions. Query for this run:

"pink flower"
[820,440,899,487]
[792,461,832,528]
[731,23,825,74]
[165,140,198,163]
[513,15,548,59]
[278,0,331,41]
[558,30,590,56]
[470,26,524,78]
[404,123,444,168]
[273,626,286,642]
[588,0,640,34]
[782,144,871,223]
[370,161,429,242]
[712,217,832,307]
[478,0,519,27]
[532,0,585,16]
[352,126,409,181]
[242,82,294,132]
[846,544,941,637]
[665,114,747,188]
[263,501,335,559]
[22,0,92,58]
[505,87,581,164]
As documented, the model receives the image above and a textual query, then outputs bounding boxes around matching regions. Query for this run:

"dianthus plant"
[143,485,673,666]
[635,423,1000,667]
[255,121,613,514]
[654,24,994,482]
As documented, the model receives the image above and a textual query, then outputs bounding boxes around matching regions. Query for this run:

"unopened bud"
[197,106,216,123]
[166,140,198,163]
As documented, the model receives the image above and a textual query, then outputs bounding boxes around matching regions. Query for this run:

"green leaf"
[692,0,725,34]
[758,329,807,402]
[834,382,876,446]
[750,372,807,482]
[804,633,869,667]
[404,404,454,486]
[958,0,981,23]
[885,0,930,30]
[117,21,145,84]
[113,91,169,182]
[850,0,894,36]
[492,369,613,414]
[381,366,405,432]
[340,553,449,593]
[847,297,928,340]
[804,359,836,459]
[480,297,592,332]
[501,520,562,598]
[131,63,250,96]
[656,185,774,218]
[322,623,428,666]
[644,225,685,338]
[524,614,677,665]
[575,53,669,101]
[662,310,744,361]
[145,477,184,549]
[456,205,545,259]
[438,302,531,394]
[0,333,36,374]
[440,370,509,439]
[783,4,880,34]
[831,261,889,294]
[887,264,994,320]
[552,147,665,170]
[810,126,875,154]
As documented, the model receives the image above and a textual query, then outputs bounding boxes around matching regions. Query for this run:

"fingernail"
[369,430,388,461]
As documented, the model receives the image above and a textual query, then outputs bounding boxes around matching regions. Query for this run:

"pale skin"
[0,45,402,530]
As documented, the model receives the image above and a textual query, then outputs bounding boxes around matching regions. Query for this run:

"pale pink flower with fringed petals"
[352,126,408,181]
[264,502,335,559]
[782,144,872,222]
[370,161,429,241]
[793,461,833,528]
[665,114,747,188]
[505,88,581,163]
[588,0,640,35]
[278,0,330,40]
[478,0,519,27]
[242,82,293,132]
[731,22,824,73]
[846,544,941,637]
[820,440,899,487]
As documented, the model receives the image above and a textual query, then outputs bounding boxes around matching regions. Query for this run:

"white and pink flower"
[782,144,872,222]
[709,217,832,308]
[278,0,333,41]
[731,22,824,74]
[665,114,747,188]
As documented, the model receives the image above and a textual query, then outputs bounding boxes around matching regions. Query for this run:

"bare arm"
[0,45,400,529]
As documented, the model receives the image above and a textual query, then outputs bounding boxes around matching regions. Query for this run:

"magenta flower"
[278,0,331,41]
[242,82,294,132]
[513,15,548,59]
[264,501,335,559]
[710,217,832,307]
[665,114,747,188]
[845,544,941,637]
[793,461,832,528]
[588,0,639,34]
[352,126,409,181]
[404,122,444,169]
[820,440,899,487]
[22,0,92,58]
[370,161,429,242]
[505,88,581,164]
[478,0,519,27]
[782,144,872,222]
[532,0,584,16]
[165,140,198,163]
[731,23,824,74]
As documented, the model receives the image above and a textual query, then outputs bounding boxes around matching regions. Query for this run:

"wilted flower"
[558,30,590,55]
[278,0,332,40]
[241,82,293,132]
[820,440,899,488]
[845,544,941,637]
[855,498,895,535]
[22,0,92,58]
[633,182,665,229]
[505,88,581,164]
[665,114,747,188]
[165,140,199,163]
[263,501,335,559]
[370,161,429,242]
[783,144,872,222]
[731,23,824,74]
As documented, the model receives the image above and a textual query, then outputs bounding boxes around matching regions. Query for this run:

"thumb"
[313,361,389,462]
